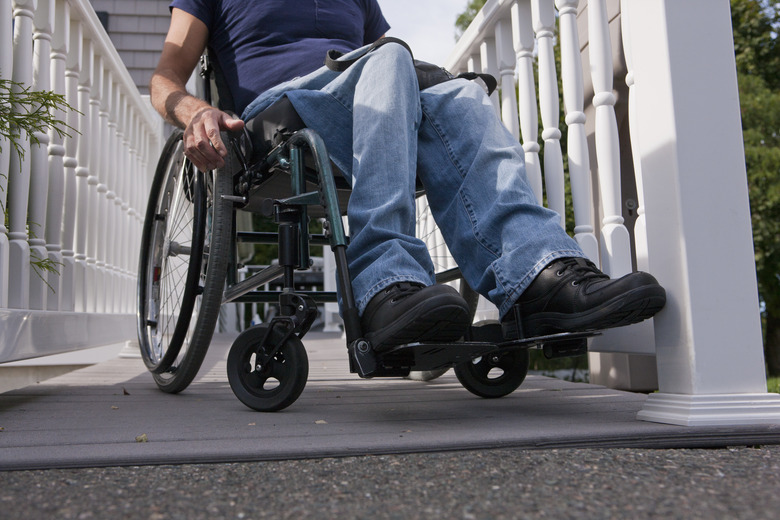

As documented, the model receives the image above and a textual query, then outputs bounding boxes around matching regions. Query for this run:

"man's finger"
[221,114,245,132]
[202,114,227,158]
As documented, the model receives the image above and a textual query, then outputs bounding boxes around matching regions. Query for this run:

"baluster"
[479,37,501,118]
[555,0,599,261]
[28,0,54,309]
[108,85,123,314]
[60,17,80,312]
[123,99,139,313]
[43,0,68,310]
[531,0,565,226]
[8,0,37,309]
[74,37,92,312]
[119,102,132,313]
[587,0,632,277]
[511,0,543,203]
[99,71,112,312]
[107,79,120,312]
[466,53,481,77]
[128,114,141,313]
[108,87,129,313]
[85,53,102,312]
[494,16,519,140]
[620,1,649,273]
[0,0,13,307]
[134,114,147,310]
[94,65,110,313]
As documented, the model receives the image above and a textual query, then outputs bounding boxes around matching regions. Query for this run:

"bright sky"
[377,0,469,65]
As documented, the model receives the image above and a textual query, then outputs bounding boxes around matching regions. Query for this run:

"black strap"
[325,37,414,71]
[456,71,498,96]
[325,36,497,96]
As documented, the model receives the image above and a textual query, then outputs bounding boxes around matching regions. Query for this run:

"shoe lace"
[555,258,608,286]
[387,282,422,302]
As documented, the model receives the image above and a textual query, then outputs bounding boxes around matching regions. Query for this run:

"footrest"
[348,331,600,378]
[541,337,589,359]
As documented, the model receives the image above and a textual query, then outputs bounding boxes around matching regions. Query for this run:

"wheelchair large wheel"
[227,324,309,412]
[137,130,235,393]
[454,349,530,398]
[137,130,204,374]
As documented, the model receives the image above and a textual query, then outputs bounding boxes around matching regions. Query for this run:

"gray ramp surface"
[1,332,778,470]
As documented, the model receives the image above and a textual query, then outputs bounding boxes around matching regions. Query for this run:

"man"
[150,0,666,352]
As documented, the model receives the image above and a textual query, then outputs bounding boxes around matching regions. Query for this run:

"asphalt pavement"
[1,445,778,519]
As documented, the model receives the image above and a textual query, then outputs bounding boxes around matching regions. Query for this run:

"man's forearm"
[150,69,211,129]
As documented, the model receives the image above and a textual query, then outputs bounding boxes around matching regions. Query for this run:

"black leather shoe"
[502,257,666,339]
[361,282,471,352]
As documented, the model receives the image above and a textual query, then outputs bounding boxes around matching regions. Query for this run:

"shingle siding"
[89,0,170,94]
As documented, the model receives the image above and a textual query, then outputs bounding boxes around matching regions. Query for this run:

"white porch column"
[624,0,780,425]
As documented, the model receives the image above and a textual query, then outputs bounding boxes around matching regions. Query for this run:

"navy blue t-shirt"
[169,0,390,114]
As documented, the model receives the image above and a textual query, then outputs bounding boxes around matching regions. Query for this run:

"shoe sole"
[504,285,667,340]
[366,299,471,353]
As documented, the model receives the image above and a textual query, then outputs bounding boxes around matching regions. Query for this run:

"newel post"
[623,0,780,425]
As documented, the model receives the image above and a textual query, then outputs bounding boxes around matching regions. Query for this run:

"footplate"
[348,326,599,379]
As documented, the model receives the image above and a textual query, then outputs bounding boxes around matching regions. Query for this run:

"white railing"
[0,0,161,363]
[447,0,780,426]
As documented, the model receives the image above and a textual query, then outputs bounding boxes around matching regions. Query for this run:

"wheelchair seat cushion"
[245,96,306,162]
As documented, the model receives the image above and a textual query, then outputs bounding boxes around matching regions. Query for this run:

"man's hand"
[151,9,247,171]
[182,107,245,171]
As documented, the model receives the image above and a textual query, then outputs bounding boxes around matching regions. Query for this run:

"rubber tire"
[137,130,205,373]
[454,349,530,398]
[227,325,309,412]
[138,130,235,394]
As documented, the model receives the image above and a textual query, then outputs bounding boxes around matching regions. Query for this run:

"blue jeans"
[243,43,585,318]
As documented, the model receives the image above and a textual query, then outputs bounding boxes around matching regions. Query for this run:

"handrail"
[1,0,161,362]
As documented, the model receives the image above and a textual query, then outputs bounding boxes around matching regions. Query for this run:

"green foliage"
[245,215,324,267]
[30,248,62,293]
[731,0,780,374]
[740,73,780,313]
[0,78,74,163]
[1,77,76,291]
[730,0,780,90]
[455,0,487,38]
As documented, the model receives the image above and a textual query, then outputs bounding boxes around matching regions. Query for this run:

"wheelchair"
[136,54,593,412]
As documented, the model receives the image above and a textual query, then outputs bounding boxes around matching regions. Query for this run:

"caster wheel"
[455,349,529,398]
[227,325,309,412]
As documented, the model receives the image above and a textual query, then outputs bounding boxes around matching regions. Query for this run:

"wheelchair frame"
[137,53,592,411]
